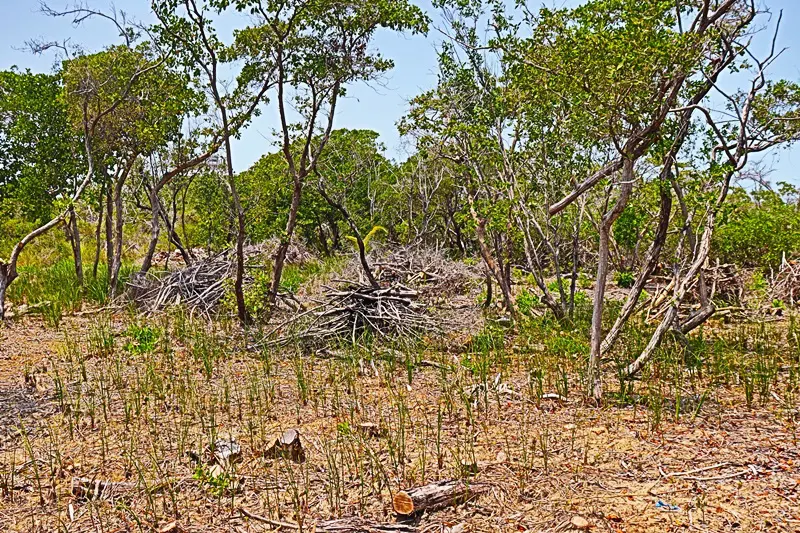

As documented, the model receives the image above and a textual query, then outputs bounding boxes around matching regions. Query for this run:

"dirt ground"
[1,315,799,532]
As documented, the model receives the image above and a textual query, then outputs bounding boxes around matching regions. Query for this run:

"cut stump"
[265,428,306,463]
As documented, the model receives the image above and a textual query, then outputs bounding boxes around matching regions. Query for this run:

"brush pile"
[772,258,800,306]
[260,282,430,348]
[127,257,237,317]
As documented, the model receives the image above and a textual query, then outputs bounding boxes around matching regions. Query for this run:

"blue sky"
[1,1,799,185]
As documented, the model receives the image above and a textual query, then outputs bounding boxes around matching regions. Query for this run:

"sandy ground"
[1,315,799,532]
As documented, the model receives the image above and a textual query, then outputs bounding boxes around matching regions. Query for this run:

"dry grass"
[1,309,799,532]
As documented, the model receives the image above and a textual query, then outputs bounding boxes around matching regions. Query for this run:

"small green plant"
[516,287,539,316]
[615,270,635,289]
[123,323,160,355]
[193,463,234,497]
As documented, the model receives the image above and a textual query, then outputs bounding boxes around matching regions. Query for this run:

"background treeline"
[1,0,800,401]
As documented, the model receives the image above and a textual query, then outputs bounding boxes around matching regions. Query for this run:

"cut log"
[392,479,487,516]
[71,477,136,500]
[240,507,415,532]
[265,428,306,463]
[317,517,416,532]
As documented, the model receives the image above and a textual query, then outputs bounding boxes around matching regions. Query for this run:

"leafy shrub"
[715,185,800,269]
[615,270,635,288]
[517,287,540,315]
[123,323,160,355]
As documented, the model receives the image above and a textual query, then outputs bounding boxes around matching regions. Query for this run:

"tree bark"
[393,480,487,516]
[0,263,12,320]
[588,158,634,402]
[67,205,84,287]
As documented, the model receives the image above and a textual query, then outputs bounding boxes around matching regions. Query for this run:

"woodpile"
[772,258,800,306]
[127,257,237,317]
[259,281,431,348]
[71,477,136,501]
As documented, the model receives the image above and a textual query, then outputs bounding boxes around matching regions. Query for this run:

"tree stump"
[265,428,306,463]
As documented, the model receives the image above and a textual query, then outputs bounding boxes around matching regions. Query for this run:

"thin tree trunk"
[0,264,11,320]
[92,179,105,279]
[110,169,127,295]
[140,186,162,275]
[466,191,514,315]
[269,175,303,314]
[588,158,634,402]
[157,192,192,265]
[105,178,113,282]
[317,183,379,288]
[68,206,84,287]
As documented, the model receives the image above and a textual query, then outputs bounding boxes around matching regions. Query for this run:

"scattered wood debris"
[71,477,136,501]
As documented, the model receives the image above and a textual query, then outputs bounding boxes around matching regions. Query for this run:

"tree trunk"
[588,158,634,402]
[92,180,105,279]
[600,182,672,355]
[317,183,379,288]
[0,263,12,320]
[105,179,113,282]
[140,186,162,275]
[157,192,192,265]
[232,183,248,324]
[268,175,304,316]
[67,206,84,287]
[109,172,126,295]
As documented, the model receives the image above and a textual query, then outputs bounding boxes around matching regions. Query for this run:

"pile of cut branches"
[127,257,239,317]
[362,245,480,297]
[772,259,800,307]
[259,282,430,348]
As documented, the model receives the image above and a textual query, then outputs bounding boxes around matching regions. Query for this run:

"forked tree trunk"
[600,182,672,355]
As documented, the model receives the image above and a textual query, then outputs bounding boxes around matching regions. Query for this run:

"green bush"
[615,270,635,289]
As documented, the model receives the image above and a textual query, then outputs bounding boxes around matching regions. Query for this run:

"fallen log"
[317,517,416,533]
[239,508,415,532]
[392,479,487,516]
[71,477,136,500]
